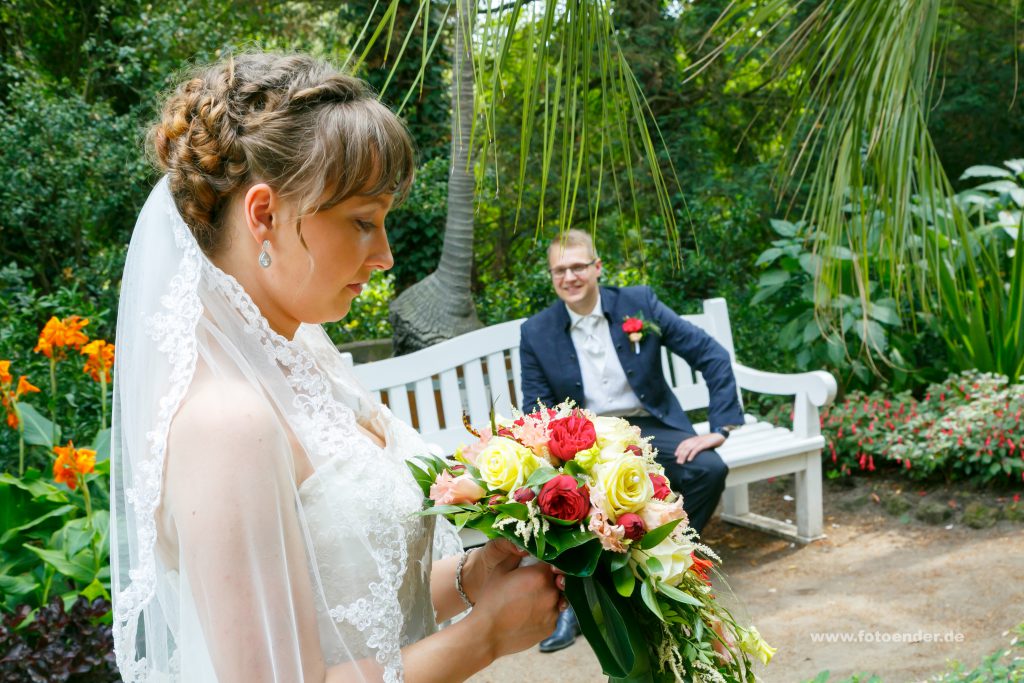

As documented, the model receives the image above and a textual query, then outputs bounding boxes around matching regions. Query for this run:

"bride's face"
[238,184,395,335]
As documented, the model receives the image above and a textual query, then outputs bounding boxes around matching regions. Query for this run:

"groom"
[519,230,745,653]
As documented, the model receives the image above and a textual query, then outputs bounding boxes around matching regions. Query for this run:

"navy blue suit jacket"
[519,286,744,435]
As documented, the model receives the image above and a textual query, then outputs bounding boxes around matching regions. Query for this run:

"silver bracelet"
[455,549,475,609]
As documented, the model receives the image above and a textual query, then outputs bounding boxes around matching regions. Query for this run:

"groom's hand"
[674,432,725,463]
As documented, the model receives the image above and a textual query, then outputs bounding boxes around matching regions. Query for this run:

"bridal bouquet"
[407,402,773,682]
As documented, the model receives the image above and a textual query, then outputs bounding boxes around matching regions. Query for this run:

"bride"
[110,51,563,682]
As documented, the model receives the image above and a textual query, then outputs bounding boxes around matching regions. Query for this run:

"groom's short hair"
[548,229,598,260]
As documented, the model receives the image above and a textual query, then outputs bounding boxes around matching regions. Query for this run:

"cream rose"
[637,532,696,586]
[476,436,542,492]
[639,498,687,531]
[594,456,653,518]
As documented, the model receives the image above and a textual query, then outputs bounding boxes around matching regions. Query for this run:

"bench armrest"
[733,364,837,407]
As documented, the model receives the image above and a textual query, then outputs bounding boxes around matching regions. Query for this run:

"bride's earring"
[258,240,272,268]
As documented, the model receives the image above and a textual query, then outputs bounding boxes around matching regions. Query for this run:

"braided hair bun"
[150,52,415,256]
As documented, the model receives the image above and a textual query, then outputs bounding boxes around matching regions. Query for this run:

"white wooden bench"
[345,298,836,544]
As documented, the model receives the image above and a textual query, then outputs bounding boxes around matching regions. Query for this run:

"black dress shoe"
[539,606,580,653]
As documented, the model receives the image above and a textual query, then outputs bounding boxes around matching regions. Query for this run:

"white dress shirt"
[566,295,646,416]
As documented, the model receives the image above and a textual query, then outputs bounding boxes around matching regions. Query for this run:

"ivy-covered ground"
[468,476,1024,683]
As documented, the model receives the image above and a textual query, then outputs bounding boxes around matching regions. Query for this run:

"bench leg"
[795,450,824,542]
[722,483,749,518]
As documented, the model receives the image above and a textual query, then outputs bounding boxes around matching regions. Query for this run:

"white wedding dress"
[111,179,462,683]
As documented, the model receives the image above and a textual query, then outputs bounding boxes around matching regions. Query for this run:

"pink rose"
[617,513,646,541]
[649,473,672,500]
[639,498,686,531]
[459,427,493,465]
[547,413,597,461]
[537,475,590,522]
[429,471,486,505]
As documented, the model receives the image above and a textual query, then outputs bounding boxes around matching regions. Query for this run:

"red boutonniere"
[621,314,661,354]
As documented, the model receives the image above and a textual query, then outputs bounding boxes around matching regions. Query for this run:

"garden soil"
[467,476,1024,683]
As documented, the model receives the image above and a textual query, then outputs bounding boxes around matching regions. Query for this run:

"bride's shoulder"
[167,378,290,480]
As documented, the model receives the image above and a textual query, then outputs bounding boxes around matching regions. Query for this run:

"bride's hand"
[463,540,564,660]
[460,538,529,605]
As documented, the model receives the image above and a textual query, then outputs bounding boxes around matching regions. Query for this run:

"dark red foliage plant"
[0,596,119,682]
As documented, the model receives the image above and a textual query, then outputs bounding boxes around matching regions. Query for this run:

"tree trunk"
[389,0,481,354]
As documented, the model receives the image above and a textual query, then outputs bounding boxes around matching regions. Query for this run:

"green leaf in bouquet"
[645,556,664,576]
[612,565,635,598]
[418,504,470,516]
[550,538,603,577]
[523,466,559,489]
[640,579,665,622]
[607,551,631,573]
[639,518,683,550]
[535,526,546,559]
[565,575,652,680]
[541,514,580,527]
[450,511,481,531]
[655,580,704,608]
[544,527,594,556]
[562,460,586,477]
[693,616,704,642]
[494,502,529,520]
[406,460,436,495]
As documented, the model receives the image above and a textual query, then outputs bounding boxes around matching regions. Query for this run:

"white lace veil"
[111,178,462,682]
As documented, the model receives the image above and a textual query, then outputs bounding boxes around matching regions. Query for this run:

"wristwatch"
[715,425,739,440]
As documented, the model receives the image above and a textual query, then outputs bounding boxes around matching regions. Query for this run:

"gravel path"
[467,477,1024,682]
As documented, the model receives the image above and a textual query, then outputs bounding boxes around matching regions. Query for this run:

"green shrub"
[323,271,395,343]
[806,371,1024,487]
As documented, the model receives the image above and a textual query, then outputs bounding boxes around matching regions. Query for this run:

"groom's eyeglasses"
[549,259,596,279]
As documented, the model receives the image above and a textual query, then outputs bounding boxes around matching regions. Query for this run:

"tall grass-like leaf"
[697,0,1023,378]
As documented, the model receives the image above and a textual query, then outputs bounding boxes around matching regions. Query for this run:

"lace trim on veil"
[113,196,204,682]
[114,195,417,681]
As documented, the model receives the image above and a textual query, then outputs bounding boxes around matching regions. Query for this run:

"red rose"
[547,413,597,461]
[622,317,643,334]
[617,513,646,541]
[650,473,672,500]
[513,487,536,503]
[625,444,643,457]
[537,475,590,523]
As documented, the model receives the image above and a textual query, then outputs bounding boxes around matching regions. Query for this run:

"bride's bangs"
[313,98,416,214]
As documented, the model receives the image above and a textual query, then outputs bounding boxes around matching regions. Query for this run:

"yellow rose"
[635,532,696,586]
[593,416,642,450]
[594,456,652,518]
[738,626,776,665]
[476,436,541,492]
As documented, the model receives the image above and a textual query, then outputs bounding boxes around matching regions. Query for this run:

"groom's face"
[548,244,601,313]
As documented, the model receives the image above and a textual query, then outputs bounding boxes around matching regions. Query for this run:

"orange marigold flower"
[0,360,11,386]
[34,316,90,359]
[15,376,40,398]
[81,340,115,383]
[52,441,96,490]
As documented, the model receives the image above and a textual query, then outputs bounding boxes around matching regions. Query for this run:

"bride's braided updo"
[150,52,415,256]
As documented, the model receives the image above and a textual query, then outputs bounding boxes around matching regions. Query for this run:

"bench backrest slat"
[349,298,738,453]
